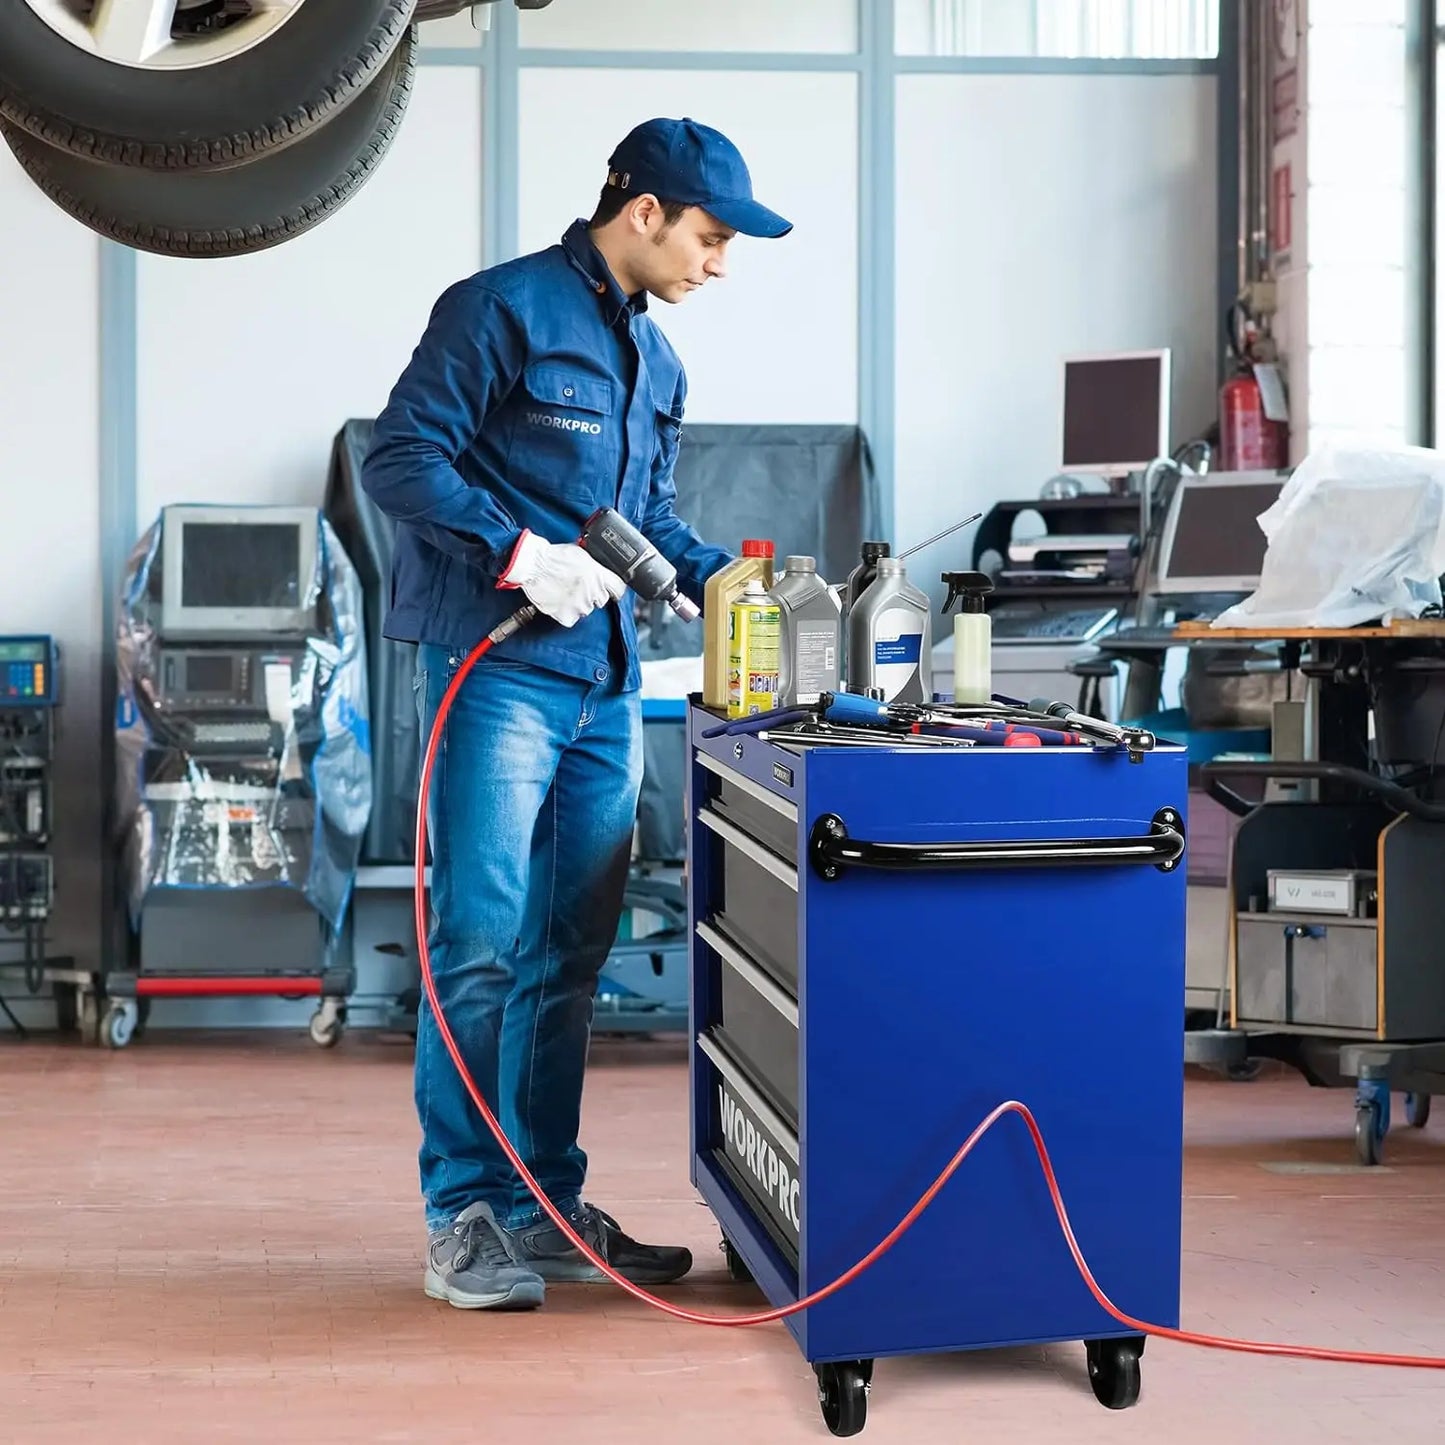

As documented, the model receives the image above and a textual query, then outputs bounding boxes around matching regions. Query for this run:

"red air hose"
[412,630,1445,1365]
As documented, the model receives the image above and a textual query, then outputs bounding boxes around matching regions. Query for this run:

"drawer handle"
[809,807,1185,880]
[695,752,798,821]
[698,807,799,890]
[695,1032,799,1163]
[696,920,799,1026]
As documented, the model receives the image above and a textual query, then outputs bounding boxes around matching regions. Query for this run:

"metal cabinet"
[686,702,1190,1434]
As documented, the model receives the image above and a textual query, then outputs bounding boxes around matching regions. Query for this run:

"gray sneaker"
[424,1201,546,1310]
[504,1202,693,1285]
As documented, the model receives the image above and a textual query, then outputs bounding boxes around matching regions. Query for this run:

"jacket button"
[594,667,607,681]
[564,386,574,398]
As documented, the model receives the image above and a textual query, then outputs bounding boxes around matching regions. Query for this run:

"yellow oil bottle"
[702,538,774,709]
[727,579,782,718]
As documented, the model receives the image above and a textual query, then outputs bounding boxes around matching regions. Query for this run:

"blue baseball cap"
[605,117,793,239]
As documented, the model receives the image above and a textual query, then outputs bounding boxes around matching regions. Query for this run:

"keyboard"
[1104,624,1182,647]
[990,605,1118,644]
[190,720,277,750]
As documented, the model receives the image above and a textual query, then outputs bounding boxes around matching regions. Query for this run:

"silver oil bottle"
[770,556,842,706]
[847,556,932,703]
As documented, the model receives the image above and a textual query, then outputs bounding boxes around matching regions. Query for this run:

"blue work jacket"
[360,219,734,690]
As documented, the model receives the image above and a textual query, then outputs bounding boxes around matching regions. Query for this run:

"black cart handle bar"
[809,808,1185,881]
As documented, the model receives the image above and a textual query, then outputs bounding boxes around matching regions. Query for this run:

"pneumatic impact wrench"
[487,506,699,646]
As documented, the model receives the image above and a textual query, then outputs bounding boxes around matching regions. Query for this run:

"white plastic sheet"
[1212,446,1445,629]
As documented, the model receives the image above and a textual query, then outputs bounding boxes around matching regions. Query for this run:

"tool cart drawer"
[696,1030,801,1268]
[695,754,800,993]
[699,919,799,1127]
[1236,913,1378,1032]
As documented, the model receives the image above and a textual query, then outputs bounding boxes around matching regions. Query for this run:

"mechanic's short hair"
[589,185,691,230]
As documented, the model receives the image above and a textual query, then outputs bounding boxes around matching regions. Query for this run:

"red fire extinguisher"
[1220,300,1288,471]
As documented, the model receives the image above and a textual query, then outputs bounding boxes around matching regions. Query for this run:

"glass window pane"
[1306,187,1406,270]
[1307,265,1406,348]
[1308,105,1407,188]
[520,0,858,53]
[418,10,484,49]
[895,0,1219,59]
[1306,346,1408,434]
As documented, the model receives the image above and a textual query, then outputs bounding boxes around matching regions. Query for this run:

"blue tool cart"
[686,700,1188,1435]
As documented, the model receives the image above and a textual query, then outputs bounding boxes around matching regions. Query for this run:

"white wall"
[1,18,1222,1029]
[517,67,860,426]
[0,148,104,1014]
[518,0,858,53]
[893,72,1219,600]
[135,65,484,524]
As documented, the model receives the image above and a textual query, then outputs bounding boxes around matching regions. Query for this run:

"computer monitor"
[160,504,320,640]
[1060,349,1171,475]
[1154,471,1287,596]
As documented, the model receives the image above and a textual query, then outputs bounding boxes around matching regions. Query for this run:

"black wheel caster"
[1226,1059,1264,1082]
[720,1237,753,1284]
[815,1361,870,1437]
[1355,1101,1385,1166]
[1406,1092,1431,1129]
[1085,1338,1142,1410]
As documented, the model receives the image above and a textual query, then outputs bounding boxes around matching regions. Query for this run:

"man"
[361,117,792,1311]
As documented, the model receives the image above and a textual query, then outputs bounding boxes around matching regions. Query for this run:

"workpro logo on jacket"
[525,410,603,436]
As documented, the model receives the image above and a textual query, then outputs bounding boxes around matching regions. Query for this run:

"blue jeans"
[412,643,643,1233]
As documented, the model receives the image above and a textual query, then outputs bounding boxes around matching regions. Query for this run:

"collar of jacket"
[561,219,649,327]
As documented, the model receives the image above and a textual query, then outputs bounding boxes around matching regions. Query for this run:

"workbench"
[1162,618,1445,1164]
[686,700,1189,1435]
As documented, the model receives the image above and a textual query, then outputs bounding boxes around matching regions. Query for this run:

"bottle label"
[728,601,781,717]
[793,624,839,698]
[874,634,922,665]
[871,606,925,700]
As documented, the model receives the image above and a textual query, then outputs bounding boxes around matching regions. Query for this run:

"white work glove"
[500,530,627,628]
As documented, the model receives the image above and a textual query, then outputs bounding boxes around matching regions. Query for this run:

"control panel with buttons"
[0,636,58,707]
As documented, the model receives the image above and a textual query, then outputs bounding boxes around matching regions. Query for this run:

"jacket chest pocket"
[511,363,617,494]
[651,396,683,476]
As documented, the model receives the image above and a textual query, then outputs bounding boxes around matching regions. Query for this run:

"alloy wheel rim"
[24,0,313,71]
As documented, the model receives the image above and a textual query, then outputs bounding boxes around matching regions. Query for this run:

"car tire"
[0,23,416,259]
[0,0,415,171]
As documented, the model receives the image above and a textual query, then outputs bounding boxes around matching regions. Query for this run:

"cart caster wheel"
[815,1361,870,1437]
[1355,1102,1386,1166]
[1406,1092,1431,1129]
[1226,1059,1264,1082]
[721,1238,753,1284]
[101,1000,139,1050]
[1086,1338,1142,1410]
[309,999,346,1048]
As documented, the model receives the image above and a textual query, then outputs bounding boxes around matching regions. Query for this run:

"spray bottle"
[847,556,932,704]
[703,539,775,709]
[941,570,995,704]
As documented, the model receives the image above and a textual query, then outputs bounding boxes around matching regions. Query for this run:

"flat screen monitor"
[1154,471,1287,595]
[1061,349,1171,474]
[160,504,319,639]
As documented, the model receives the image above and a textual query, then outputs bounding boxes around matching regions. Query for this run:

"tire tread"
[1,29,417,258]
[0,0,415,171]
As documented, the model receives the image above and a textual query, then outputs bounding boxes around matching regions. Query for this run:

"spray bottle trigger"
[941,570,994,614]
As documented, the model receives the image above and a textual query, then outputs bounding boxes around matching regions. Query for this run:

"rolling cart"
[686,701,1188,1435]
